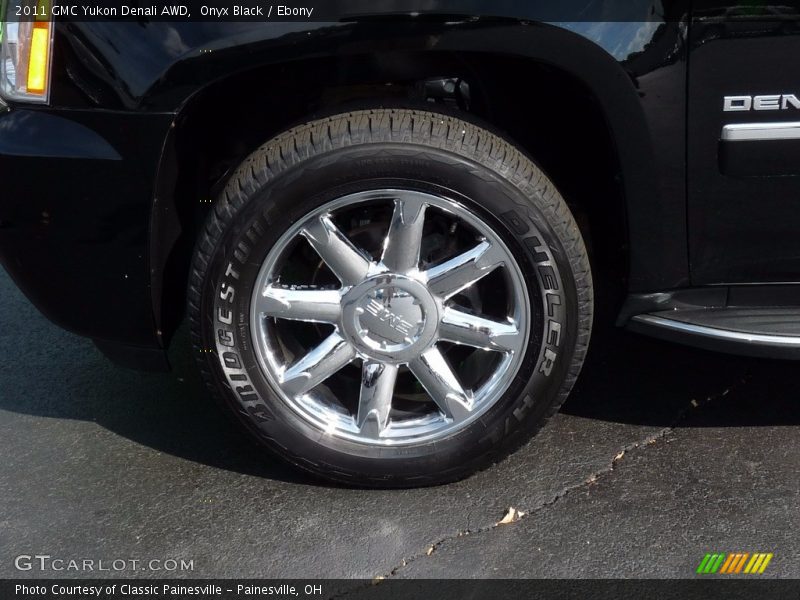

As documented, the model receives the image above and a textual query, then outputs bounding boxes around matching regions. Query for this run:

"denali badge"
[724,94,800,112]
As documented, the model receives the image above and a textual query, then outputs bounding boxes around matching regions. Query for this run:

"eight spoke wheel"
[250,190,530,444]
[191,108,591,486]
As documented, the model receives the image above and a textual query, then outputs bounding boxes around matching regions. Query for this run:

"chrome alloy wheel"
[250,189,531,446]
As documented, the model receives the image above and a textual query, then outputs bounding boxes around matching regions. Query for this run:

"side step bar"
[627,308,800,359]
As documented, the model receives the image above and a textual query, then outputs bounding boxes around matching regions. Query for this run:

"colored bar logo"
[696,552,773,574]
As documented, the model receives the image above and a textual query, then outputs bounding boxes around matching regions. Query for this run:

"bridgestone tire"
[188,108,593,487]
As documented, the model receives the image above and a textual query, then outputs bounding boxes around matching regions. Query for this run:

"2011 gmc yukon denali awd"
[1,0,797,487]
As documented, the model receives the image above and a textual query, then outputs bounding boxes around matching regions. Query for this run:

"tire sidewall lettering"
[191,112,589,483]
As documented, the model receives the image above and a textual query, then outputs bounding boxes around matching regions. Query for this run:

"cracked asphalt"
[1,266,799,580]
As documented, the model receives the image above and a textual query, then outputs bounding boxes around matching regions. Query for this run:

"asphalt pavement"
[1,267,798,580]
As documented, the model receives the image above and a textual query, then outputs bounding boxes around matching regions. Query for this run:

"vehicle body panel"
[688,2,800,284]
[8,1,796,365]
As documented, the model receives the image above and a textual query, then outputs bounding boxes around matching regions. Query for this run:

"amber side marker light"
[26,21,50,94]
[0,0,53,103]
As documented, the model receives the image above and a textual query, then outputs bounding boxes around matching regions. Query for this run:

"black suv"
[1,1,798,486]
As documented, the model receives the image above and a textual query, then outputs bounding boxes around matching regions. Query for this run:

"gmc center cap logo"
[724,94,800,111]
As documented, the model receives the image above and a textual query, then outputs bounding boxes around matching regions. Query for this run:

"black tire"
[188,108,592,487]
